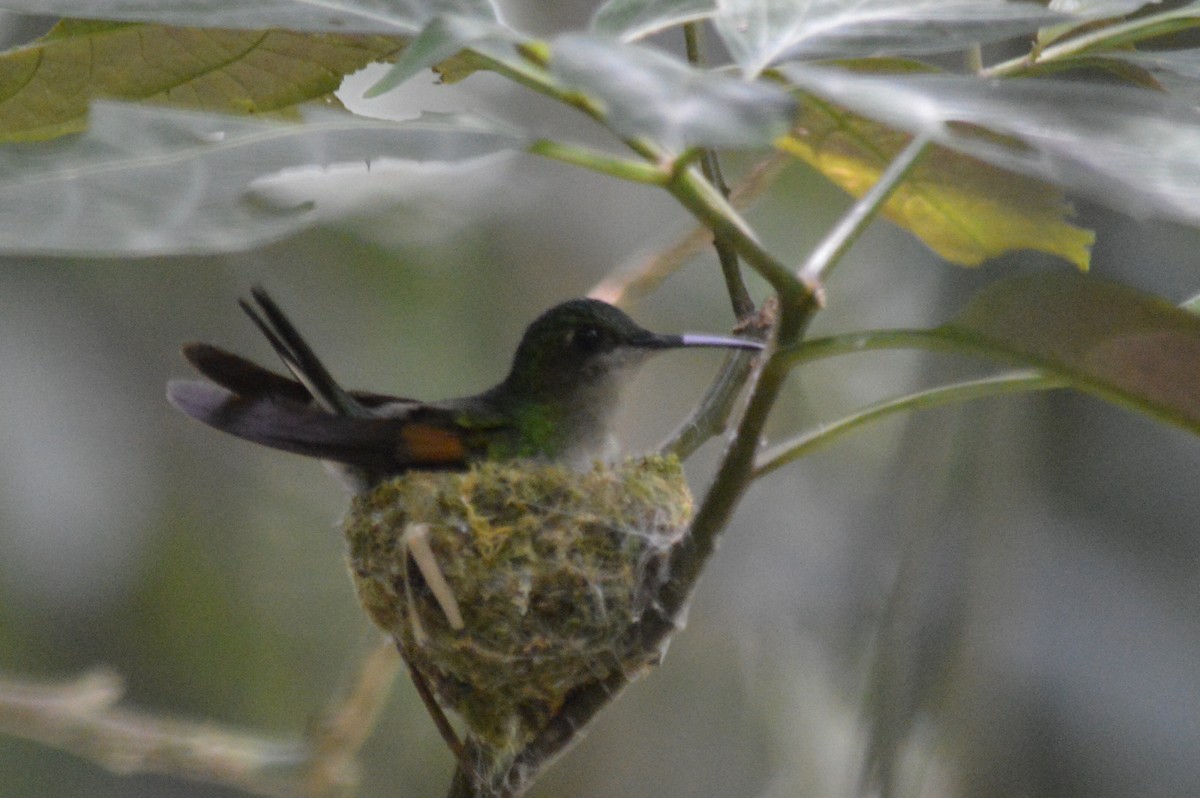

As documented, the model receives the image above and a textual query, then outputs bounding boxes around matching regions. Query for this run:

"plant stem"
[527,139,667,184]
[797,133,930,294]
[668,165,804,299]
[588,153,790,306]
[473,45,804,301]
[683,21,755,319]
[982,4,1200,77]
[754,371,1063,478]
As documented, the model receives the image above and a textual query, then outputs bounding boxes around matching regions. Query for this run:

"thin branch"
[651,292,816,629]
[667,164,804,298]
[660,350,761,460]
[753,371,1065,479]
[588,153,790,307]
[661,300,778,459]
[527,139,668,185]
[777,328,956,368]
[408,662,470,777]
[982,4,1199,77]
[683,20,755,319]
[471,47,804,301]
[303,637,403,796]
[0,640,403,798]
[797,134,931,296]
[0,669,306,797]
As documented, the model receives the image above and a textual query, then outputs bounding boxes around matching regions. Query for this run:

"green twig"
[667,165,805,300]
[683,21,755,319]
[778,328,956,367]
[472,44,804,304]
[797,134,931,295]
[527,139,667,184]
[753,371,1064,478]
[662,343,766,461]
[982,4,1200,77]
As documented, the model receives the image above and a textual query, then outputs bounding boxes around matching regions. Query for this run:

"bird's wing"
[167,380,482,472]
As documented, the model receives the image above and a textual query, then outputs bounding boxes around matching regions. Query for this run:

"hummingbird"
[167,287,763,488]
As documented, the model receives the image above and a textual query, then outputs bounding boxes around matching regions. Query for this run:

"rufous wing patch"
[399,423,469,465]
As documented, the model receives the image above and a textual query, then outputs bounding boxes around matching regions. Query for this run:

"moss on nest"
[343,454,692,751]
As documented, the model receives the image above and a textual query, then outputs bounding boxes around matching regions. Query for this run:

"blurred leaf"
[550,35,796,150]
[1049,0,1159,13]
[0,102,522,255]
[1056,0,1200,51]
[1107,48,1200,81]
[0,21,404,142]
[1037,0,1162,47]
[365,13,508,98]
[942,273,1200,433]
[711,0,1066,77]
[1014,54,1162,88]
[778,96,1093,268]
[782,65,1200,226]
[590,0,716,41]
[0,0,499,33]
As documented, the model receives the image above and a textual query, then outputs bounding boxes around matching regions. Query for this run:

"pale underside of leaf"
[711,0,1067,77]
[550,34,796,151]
[0,102,522,255]
[0,21,406,142]
[590,0,717,41]
[0,0,501,34]
[782,65,1200,227]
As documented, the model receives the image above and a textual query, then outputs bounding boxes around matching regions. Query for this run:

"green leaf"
[782,65,1200,227]
[0,102,522,255]
[1105,48,1200,82]
[550,35,796,150]
[778,96,1093,268]
[711,0,1067,78]
[0,22,405,142]
[942,273,1200,432]
[590,0,716,41]
[0,0,499,33]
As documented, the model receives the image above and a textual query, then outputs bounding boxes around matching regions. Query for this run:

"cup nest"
[343,454,693,751]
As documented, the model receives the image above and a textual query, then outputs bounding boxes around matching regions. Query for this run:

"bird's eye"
[571,326,604,353]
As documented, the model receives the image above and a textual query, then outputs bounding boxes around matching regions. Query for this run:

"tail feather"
[241,287,363,417]
[181,343,310,401]
[169,287,480,480]
[168,379,479,474]
[167,380,413,472]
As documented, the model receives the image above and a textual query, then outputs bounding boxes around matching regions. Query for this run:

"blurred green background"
[3,5,1200,798]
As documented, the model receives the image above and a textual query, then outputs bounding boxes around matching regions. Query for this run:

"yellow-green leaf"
[0,21,405,142]
[778,94,1094,269]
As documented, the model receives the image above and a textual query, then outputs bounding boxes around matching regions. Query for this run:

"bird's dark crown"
[502,299,668,391]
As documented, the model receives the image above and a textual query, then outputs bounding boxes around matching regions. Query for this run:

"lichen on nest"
[343,454,693,751]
